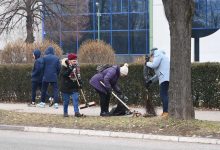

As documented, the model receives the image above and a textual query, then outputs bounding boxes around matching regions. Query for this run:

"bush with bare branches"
[1,40,63,64]
[78,40,115,64]
[134,56,145,64]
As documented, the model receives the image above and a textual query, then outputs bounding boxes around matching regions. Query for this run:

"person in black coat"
[37,46,61,108]
[60,53,83,117]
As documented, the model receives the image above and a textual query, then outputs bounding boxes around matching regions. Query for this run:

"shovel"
[73,71,96,109]
[100,81,142,117]
[100,81,130,110]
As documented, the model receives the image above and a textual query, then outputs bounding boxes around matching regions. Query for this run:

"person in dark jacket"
[37,46,61,109]
[89,63,129,116]
[29,49,43,107]
[60,53,83,117]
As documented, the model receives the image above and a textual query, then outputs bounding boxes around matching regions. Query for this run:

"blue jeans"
[160,81,169,112]
[62,92,79,114]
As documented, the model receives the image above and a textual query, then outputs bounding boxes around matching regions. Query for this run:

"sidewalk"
[0,103,220,121]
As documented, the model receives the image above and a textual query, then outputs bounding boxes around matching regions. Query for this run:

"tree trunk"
[162,0,195,119]
[25,3,34,43]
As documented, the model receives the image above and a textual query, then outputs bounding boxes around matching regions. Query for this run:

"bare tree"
[162,0,195,119]
[0,0,67,43]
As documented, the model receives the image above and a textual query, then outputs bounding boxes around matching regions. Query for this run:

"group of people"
[31,46,83,117]
[31,46,170,118]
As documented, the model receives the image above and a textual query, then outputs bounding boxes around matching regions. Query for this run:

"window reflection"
[112,31,128,54]
[44,0,149,54]
[193,0,220,29]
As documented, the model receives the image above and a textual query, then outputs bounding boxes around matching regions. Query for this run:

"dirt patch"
[0,110,220,139]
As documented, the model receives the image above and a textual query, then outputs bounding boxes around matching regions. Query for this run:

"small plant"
[78,40,115,64]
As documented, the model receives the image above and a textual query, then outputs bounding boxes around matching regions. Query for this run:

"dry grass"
[133,55,145,64]
[0,109,220,138]
[78,40,115,64]
[1,40,63,64]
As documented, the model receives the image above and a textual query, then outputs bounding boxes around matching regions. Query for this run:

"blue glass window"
[193,0,220,29]
[112,31,128,54]
[43,0,150,54]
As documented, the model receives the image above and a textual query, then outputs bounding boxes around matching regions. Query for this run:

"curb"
[0,124,220,145]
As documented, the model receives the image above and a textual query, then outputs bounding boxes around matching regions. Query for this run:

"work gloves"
[78,80,83,89]
[118,94,129,103]
[145,54,150,62]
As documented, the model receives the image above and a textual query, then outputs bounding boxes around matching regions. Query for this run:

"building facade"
[43,0,150,57]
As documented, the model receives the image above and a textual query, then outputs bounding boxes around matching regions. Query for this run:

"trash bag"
[109,95,132,116]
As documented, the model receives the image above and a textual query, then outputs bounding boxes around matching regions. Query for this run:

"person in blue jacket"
[145,48,170,117]
[37,46,61,109]
[29,49,43,107]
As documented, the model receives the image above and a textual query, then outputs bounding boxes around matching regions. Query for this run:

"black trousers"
[96,90,111,113]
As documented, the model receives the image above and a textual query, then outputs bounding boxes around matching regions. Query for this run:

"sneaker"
[28,102,36,107]
[75,112,84,117]
[63,113,69,117]
[54,103,59,109]
[37,102,45,108]
[49,97,54,107]
[161,112,169,118]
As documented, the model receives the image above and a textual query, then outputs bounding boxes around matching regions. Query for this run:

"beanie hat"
[120,63,129,75]
[68,53,77,60]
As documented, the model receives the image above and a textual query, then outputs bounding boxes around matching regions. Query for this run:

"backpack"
[96,64,112,73]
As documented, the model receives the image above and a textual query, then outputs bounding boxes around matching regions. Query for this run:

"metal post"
[149,0,153,51]
[194,37,200,62]
[96,2,101,41]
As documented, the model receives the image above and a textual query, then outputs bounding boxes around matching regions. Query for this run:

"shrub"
[134,56,145,64]
[1,40,63,64]
[0,63,220,109]
[78,40,115,64]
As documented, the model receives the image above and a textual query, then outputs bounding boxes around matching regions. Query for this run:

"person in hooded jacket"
[60,53,83,117]
[29,49,43,107]
[29,49,53,107]
[89,63,129,116]
[37,46,61,109]
[145,48,170,118]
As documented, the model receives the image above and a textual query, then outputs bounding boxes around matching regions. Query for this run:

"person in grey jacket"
[145,48,170,117]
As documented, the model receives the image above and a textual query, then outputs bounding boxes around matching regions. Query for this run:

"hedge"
[0,63,220,109]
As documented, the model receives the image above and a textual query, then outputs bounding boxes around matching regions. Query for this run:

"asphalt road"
[0,130,219,150]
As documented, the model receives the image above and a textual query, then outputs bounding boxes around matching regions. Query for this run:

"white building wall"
[153,0,220,62]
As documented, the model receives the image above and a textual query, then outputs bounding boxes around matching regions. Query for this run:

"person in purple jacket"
[89,63,129,116]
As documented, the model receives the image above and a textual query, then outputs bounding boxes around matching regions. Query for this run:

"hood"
[45,46,55,55]
[61,58,68,67]
[33,49,41,59]
[153,49,164,57]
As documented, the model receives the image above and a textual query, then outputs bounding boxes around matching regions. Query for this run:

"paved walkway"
[0,103,220,121]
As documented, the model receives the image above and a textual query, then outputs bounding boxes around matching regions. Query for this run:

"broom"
[73,71,96,109]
